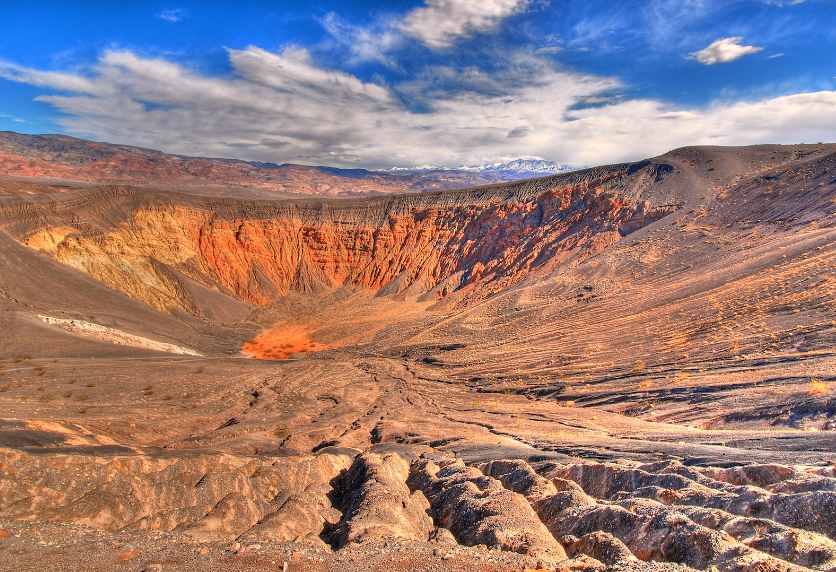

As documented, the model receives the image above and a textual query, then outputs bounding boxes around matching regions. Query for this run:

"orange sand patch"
[242,327,323,360]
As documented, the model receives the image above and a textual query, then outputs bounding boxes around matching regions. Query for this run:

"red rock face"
[15,162,677,317]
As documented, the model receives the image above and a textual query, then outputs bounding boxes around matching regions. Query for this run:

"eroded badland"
[1,144,836,571]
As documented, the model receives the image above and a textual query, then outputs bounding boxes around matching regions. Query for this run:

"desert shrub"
[809,379,828,395]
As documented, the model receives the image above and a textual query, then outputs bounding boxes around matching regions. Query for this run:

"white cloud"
[400,0,531,49]
[156,8,187,23]
[688,37,764,65]
[320,12,402,67]
[2,47,836,169]
[0,60,99,94]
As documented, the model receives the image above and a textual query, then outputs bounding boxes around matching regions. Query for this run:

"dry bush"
[809,379,829,395]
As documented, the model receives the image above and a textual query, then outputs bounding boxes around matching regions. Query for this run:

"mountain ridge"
[0,131,575,199]
[380,158,579,175]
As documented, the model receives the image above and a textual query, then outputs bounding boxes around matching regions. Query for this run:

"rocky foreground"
[3,443,836,571]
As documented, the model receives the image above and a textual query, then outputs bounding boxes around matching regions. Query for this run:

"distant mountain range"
[0,131,577,199]
[382,159,579,176]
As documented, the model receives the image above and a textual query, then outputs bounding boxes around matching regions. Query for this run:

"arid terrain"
[0,131,558,200]
[1,142,836,571]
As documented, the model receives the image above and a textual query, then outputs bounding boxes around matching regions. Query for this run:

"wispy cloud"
[400,0,531,49]
[156,8,187,23]
[2,47,835,169]
[688,37,764,65]
[0,113,26,123]
[320,12,402,67]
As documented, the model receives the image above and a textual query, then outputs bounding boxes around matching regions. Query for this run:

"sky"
[0,0,834,169]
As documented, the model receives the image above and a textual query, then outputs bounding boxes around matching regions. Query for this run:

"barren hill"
[1,143,836,571]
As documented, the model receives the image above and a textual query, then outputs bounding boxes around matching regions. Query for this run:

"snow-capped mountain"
[459,159,577,174]
[382,159,579,176]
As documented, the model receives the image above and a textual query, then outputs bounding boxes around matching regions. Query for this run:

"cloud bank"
[1,45,834,169]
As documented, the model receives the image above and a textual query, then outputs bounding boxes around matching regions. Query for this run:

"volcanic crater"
[1,142,836,571]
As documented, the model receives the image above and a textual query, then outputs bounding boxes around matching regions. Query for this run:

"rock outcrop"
[408,458,568,564]
[330,452,433,547]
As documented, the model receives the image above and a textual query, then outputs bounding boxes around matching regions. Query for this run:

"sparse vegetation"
[38,394,55,402]
[75,393,90,402]
[34,366,46,376]
[809,379,828,395]
[10,355,32,364]
[273,424,290,439]
[144,384,154,396]
[164,394,174,400]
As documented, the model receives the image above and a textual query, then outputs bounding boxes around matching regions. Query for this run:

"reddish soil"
[242,327,322,360]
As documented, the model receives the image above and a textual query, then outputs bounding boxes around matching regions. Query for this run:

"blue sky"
[0,0,834,168]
